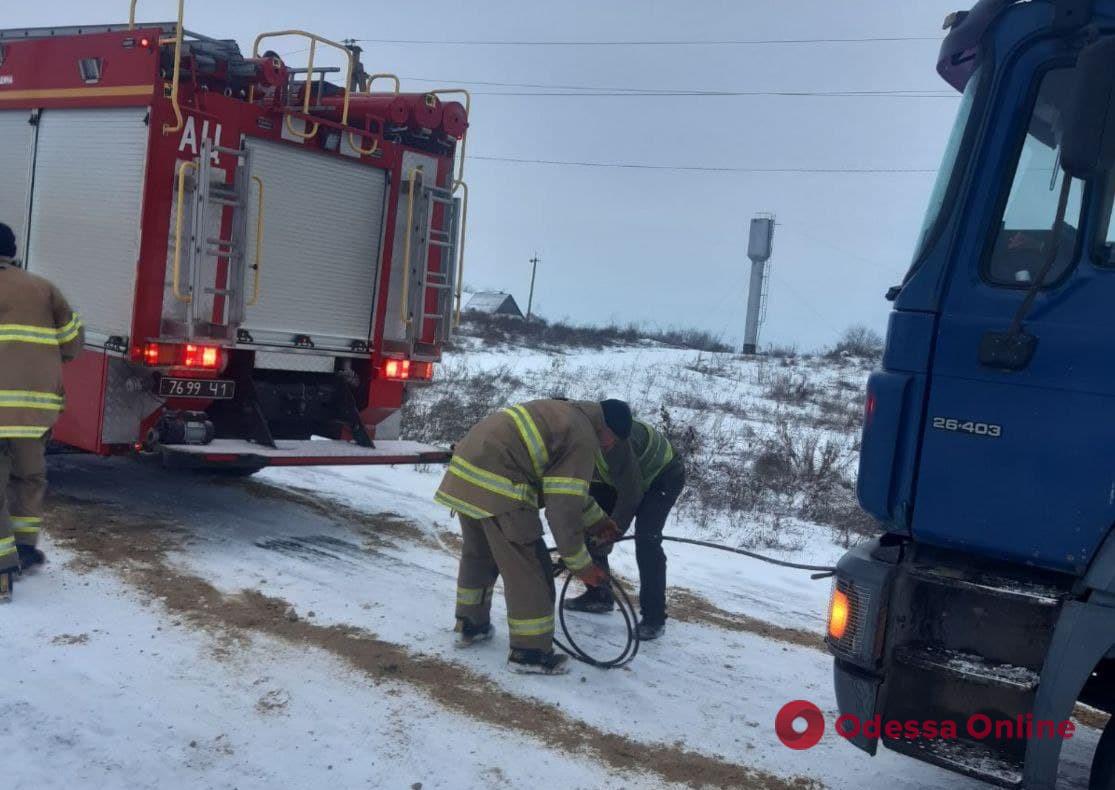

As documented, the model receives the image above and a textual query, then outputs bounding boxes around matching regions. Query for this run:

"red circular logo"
[775,700,825,750]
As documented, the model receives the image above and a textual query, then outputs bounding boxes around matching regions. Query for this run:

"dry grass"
[457,311,732,353]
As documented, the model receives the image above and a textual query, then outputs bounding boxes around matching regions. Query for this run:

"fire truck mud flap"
[159,439,451,471]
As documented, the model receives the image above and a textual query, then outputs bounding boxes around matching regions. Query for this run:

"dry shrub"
[764,372,813,406]
[457,311,731,352]
[401,363,523,445]
[828,324,884,360]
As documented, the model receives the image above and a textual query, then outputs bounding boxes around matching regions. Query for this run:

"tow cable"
[549,535,837,669]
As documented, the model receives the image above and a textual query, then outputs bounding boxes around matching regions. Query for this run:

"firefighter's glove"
[586,517,622,554]
[576,563,610,589]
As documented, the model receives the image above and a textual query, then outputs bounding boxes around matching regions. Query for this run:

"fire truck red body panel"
[0,17,467,470]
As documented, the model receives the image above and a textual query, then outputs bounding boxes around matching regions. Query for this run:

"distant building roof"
[465,291,524,318]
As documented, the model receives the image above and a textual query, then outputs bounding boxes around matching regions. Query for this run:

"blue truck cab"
[829,1,1115,786]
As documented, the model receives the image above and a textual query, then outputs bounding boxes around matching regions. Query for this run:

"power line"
[400,74,951,95]
[467,90,954,98]
[354,35,940,47]
[794,227,905,275]
[471,154,938,174]
[266,63,954,99]
[768,270,842,335]
[396,75,953,98]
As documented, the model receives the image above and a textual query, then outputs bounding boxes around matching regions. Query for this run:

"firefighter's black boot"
[507,648,570,675]
[17,545,45,571]
[636,619,666,641]
[454,618,494,648]
[564,585,615,614]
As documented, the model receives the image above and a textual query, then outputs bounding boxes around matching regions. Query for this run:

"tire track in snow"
[46,495,822,790]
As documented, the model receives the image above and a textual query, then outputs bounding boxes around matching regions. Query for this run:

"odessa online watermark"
[775,700,1076,751]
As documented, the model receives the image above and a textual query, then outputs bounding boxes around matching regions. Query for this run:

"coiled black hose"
[551,535,837,669]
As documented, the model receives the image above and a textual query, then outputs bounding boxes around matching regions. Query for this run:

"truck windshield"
[907,67,983,272]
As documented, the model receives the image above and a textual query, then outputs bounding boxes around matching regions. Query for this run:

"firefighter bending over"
[566,413,685,641]
[0,222,84,600]
[434,399,630,674]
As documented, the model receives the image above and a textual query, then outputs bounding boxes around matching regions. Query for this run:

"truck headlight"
[829,574,869,655]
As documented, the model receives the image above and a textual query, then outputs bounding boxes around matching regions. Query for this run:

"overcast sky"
[10,0,967,350]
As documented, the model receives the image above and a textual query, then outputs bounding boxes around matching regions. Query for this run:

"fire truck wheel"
[1090,714,1115,790]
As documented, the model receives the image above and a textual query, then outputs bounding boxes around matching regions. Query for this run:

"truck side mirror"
[1062,36,1115,179]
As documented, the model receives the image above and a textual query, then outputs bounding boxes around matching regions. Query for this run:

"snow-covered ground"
[1,345,1101,788]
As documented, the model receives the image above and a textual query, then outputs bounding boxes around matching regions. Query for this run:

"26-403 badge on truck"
[932,417,1002,438]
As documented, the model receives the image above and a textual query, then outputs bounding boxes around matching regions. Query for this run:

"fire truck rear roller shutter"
[0,111,35,254]
[241,138,386,352]
[25,107,148,344]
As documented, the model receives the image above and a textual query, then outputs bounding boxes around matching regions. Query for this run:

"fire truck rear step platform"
[160,438,450,470]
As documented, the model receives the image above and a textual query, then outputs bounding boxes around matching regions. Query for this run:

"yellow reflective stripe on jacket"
[0,316,82,345]
[448,456,537,506]
[0,426,49,439]
[503,405,549,478]
[541,476,589,498]
[581,498,606,527]
[0,390,64,411]
[0,536,15,556]
[456,586,488,606]
[594,451,613,486]
[433,490,493,519]
[507,614,555,636]
[596,421,676,492]
[562,544,592,572]
[56,313,83,343]
[635,420,675,490]
[0,325,60,344]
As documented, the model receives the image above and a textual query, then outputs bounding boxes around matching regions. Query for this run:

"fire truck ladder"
[417,184,462,349]
[400,170,461,355]
[175,138,262,340]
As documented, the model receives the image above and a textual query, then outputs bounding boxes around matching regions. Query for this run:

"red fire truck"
[0,1,468,473]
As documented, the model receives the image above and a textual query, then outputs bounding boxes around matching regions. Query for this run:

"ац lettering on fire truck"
[178,116,224,165]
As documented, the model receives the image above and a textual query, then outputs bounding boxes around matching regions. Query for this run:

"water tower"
[743,214,775,354]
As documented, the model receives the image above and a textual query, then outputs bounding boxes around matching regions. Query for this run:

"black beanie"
[0,223,15,259]
[600,399,633,439]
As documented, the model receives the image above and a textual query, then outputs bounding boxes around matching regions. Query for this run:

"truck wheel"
[1091,715,1115,789]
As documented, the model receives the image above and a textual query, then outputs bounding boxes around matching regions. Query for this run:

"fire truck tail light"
[384,359,410,380]
[184,344,220,368]
[383,359,435,382]
[139,342,224,371]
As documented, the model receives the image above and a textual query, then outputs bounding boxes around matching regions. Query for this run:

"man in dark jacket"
[567,405,685,641]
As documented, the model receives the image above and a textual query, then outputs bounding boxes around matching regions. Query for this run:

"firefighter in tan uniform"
[434,399,631,674]
[0,222,84,599]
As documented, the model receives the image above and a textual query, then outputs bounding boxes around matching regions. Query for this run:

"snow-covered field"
[1,343,1101,788]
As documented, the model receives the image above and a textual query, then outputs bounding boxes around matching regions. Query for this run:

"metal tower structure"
[743,214,775,354]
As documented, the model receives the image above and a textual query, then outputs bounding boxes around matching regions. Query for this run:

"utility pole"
[527,254,540,320]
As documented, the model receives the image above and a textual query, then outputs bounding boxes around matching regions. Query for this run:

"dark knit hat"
[600,399,633,439]
[0,223,15,259]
